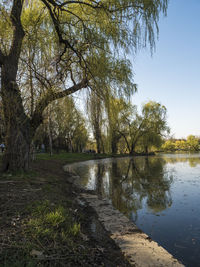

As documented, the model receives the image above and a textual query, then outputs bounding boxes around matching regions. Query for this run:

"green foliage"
[106,95,135,153]
[0,0,169,102]
[113,100,170,154]
[139,101,169,152]
[0,0,168,171]
[161,139,176,151]
[87,91,106,153]
[87,96,170,154]
[34,96,88,152]
[162,136,200,151]
[187,135,199,151]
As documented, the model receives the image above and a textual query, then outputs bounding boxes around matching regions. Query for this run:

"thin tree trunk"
[130,143,135,155]
[118,131,131,153]
[94,124,102,154]
[47,108,53,156]
[111,139,117,154]
[101,138,105,154]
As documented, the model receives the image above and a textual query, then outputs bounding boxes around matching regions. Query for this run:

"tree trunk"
[111,133,121,154]
[0,0,88,172]
[1,65,33,171]
[48,123,53,156]
[130,143,135,155]
[96,138,101,154]
[101,139,105,154]
[111,139,118,154]
[2,123,32,171]
[47,108,53,156]
[94,125,102,154]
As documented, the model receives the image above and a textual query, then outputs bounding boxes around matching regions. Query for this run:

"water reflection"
[161,153,200,168]
[68,153,200,267]
[76,156,173,216]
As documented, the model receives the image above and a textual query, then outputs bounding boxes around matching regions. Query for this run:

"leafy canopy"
[0,0,168,101]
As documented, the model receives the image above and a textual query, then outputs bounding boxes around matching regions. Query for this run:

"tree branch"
[40,0,96,80]
[9,0,25,67]
[44,0,101,9]
[59,0,101,9]
[41,0,76,53]
[118,130,131,153]
[31,78,88,130]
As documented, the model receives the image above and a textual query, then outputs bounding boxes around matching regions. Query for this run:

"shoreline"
[0,153,187,266]
[65,161,184,267]
[0,157,131,266]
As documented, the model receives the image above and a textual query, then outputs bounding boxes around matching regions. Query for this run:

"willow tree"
[87,91,104,153]
[0,0,168,171]
[120,101,169,154]
[105,96,135,154]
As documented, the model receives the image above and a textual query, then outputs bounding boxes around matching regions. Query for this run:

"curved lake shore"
[65,154,200,266]
[64,153,200,266]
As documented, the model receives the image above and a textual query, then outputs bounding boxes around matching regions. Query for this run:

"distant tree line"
[162,135,200,152]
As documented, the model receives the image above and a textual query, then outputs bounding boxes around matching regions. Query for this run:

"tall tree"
[139,101,169,153]
[106,96,134,154]
[87,91,104,153]
[186,135,199,151]
[0,0,168,171]
[119,101,169,154]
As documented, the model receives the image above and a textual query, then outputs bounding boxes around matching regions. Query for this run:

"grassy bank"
[36,152,111,162]
[0,153,130,266]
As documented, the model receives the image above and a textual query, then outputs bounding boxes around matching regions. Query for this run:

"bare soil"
[0,158,131,266]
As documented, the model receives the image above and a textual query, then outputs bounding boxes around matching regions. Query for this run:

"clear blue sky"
[131,0,200,139]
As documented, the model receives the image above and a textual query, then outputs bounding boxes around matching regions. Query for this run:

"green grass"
[2,200,81,267]
[26,200,80,241]
[36,152,112,163]
[0,152,105,180]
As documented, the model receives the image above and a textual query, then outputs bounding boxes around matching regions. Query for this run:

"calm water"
[66,153,200,266]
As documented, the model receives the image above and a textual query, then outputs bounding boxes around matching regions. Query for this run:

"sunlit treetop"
[0,0,168,70]
[0,0,169,113]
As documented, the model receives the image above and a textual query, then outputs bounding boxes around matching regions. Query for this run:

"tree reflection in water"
[71,153,200,267]
[163,154,200,168]
[91,157,173,219]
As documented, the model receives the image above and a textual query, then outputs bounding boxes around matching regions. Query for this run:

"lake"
[67,153,200,266]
